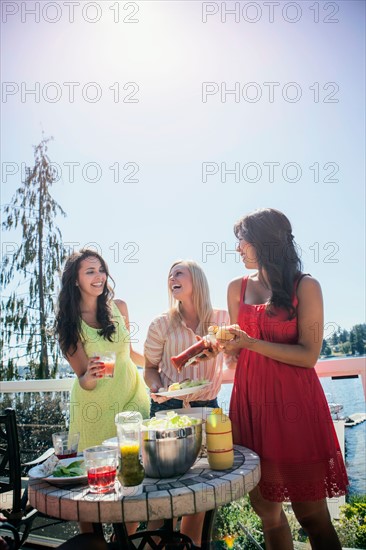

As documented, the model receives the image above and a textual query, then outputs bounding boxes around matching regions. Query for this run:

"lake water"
[217,376,366,496]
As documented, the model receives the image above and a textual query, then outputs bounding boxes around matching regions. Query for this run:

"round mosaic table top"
[29,445,260,524]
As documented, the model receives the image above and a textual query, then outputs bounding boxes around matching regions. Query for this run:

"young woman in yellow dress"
[55,249,150,451]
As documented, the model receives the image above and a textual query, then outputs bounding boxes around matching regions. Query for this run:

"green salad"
[145,411,200,430]
[179,378,209,389]
[52,460,85,477]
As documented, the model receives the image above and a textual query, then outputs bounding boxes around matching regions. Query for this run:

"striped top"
[144,309,230,401]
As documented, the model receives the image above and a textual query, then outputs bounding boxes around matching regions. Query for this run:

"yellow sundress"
[69,302,150,450]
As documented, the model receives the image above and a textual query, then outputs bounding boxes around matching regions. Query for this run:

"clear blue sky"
[1,1,365,351]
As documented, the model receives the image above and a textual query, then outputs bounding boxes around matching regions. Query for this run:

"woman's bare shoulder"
[297,275,323,300]
[114,299,128,316]
[227,277,243,294]
[297,275,322,292]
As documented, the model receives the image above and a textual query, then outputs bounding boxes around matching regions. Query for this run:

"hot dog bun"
[215,324,240,341]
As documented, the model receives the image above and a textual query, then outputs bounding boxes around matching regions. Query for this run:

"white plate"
[29,457,87,486]
[151,382,211,398]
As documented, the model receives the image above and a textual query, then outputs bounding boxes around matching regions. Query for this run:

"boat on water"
[326,394,366,426]
[344,412,366,427]
[328,402,366,427]
[328,402,344,417]
[326,393,345,420]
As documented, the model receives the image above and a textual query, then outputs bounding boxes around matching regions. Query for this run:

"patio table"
[28,445,260,549]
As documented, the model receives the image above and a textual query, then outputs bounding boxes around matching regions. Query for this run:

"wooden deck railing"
[1,356,365,397]
[222,356,366,398]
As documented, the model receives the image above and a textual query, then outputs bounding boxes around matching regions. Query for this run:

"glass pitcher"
[115,411,145,495]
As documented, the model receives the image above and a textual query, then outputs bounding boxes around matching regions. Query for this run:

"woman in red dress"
[219,208,348,550]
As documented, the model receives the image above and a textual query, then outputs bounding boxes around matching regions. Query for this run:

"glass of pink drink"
[99,352,116,378]
[84,446,118,493]
[52,432,80,459]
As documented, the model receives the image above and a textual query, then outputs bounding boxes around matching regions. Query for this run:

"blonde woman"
[144,259,230,417]
[144,260,230,547]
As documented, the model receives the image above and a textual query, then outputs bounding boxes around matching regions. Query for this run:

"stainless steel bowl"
[141,420,203,478]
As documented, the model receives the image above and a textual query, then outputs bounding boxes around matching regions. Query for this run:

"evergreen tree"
[339,329,349,344]
[353,324,365,355]
[341,341,351,355]
[349,330,356,355]
[321,339,332,356]
[331,330,339,346]
[1,137,67,380]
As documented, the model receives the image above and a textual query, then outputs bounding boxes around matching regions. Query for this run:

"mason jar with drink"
[115,411,145,496]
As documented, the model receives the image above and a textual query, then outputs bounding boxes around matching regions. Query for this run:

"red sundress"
[229,276,348,502]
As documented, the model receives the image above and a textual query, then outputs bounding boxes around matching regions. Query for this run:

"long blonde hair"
[168,259,213,336]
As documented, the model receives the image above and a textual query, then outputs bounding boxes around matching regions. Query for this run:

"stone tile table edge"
[147,490,172,521]
[170,486,196,517]
[204,478,233,507]
[122,492,148,523]
[188,482,216,514]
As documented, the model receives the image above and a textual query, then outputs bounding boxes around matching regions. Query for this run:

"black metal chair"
[0,408,61,548]
[0,408,40,548]
[0,521,20,549]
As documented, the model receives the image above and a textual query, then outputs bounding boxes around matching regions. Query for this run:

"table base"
[93,510,216,549]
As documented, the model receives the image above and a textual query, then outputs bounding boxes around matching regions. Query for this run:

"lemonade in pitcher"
[115,412,144,495]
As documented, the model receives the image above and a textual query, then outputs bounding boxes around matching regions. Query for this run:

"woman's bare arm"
[143,358,163,393]
[227,277,243,324]
[66,341,105,390]
[115,299,145,367]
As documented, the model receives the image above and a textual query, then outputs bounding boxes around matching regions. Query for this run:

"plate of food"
[28,455,87,486]
[151,378,211,398]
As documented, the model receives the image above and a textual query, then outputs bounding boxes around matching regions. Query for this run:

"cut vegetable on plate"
[28,456,87,486]
[53,460,84,477]
[151,380,211,398]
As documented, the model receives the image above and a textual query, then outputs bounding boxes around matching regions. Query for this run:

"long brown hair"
[234,208,303,317]
[55,249,116,356]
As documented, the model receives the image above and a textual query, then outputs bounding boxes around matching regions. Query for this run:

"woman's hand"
[217,326,254,355]
[189,336,220,365]
[67,344,107,390]
[85,356,105,379]
[150,392,171,404]
[148,379,171,403]
[66,342,106,390]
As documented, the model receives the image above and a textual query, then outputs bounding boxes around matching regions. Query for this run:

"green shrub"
[214,496,264,548]
[335,495,366,549]
[214,496,366,549]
